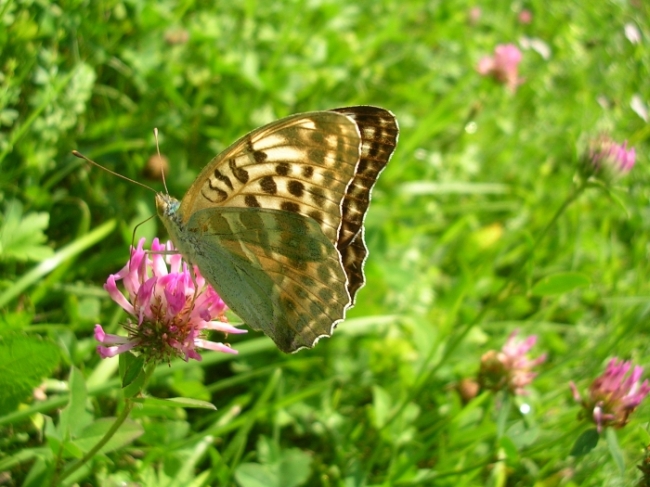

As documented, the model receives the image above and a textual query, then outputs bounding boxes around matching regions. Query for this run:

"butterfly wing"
[331,107,399,301]
[184,206,349,352]
[177,107,398,303]
[161,107,398,351]
[178,110,362,245]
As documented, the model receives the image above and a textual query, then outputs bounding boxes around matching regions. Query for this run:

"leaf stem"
[526,178,589,262]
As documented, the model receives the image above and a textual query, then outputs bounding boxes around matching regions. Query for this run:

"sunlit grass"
[1,1,649,485]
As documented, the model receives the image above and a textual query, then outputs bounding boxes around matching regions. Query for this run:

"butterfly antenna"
[153,128,170,195]
[132,216,156,241]
[129,215,156,268]
[71,150,157,193]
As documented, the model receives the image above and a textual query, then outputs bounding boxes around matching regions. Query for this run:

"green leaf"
[0,199,54,262]
[44,416,62,455]
[637,425,650,446]
[570,428,599,457]
[506,420,540,449]
[496,392,511,438]
[72,418,143,455]
[135,396,217,410]
[605,428,625,474]
[0,311,33,333]
[21,456,50,487]
[235,447,312,487]
[531,272,591,296]
[0,448,43,474]
[499,435,519,463]
[235,463,275,487]
[59,367,89,439]
[171,378,211,402]
[120,353,147,398]
[0,334,59,414]
[372,385,392,428]
[276,449,312,487]
[121,354,146,388]
[0,219,116,309]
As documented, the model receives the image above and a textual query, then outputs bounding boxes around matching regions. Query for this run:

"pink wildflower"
[477,44,523,92]
[518,9,532,24]
[478,330,547,395]
[468,7,481,26]
[571,358,650,433]
[581,135,636,181]
[95,238,246,363]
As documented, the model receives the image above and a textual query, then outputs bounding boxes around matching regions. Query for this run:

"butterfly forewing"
[158,106,398,352]
[178,112,362,245]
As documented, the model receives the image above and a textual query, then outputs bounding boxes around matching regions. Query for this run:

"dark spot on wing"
[281,201,300,213]
[214,169,233,190]
[229,159,249,183]
[311,131,325,143]
[276,162,290,176]
[307,210,323,224]
[288,180,304,197]
[245,195,260,207]
[253,150,267,163]
[260,176,277,194]
[310,187,326,206]
[206,182,228,202]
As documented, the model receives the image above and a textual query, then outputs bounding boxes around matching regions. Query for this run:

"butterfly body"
[156,107,398,352]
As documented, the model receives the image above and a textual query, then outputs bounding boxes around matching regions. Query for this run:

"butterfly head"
[155,193,188,259]
[155,193,181,219]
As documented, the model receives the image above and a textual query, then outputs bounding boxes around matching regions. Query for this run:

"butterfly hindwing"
[331,107,399,302]
[184,206,350,352]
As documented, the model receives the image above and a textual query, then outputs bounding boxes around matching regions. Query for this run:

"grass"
[1,0,649,485]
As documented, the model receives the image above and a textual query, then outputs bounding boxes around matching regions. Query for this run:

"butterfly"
[155,106,398,353]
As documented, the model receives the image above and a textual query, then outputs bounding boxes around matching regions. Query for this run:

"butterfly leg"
[189,264,200,305]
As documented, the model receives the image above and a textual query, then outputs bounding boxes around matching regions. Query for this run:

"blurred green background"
[1,1,649,485]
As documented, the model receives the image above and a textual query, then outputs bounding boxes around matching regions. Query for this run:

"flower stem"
[53,399,135,485]
[525,178,588,264]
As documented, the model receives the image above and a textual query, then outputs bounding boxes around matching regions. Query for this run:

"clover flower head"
[477,44,523,92]
[94,238,246,363]
[581,135,636,181]
[570,358,650,433]
[478,330,546,395]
